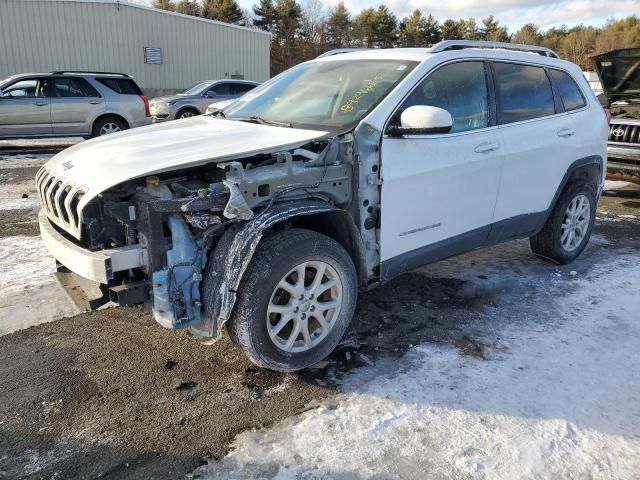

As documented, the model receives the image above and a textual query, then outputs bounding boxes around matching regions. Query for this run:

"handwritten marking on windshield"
[340,75,382,113]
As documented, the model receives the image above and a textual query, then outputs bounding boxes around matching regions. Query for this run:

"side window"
[549,69,587,112]
[96,78,143,95]
[0,78,48,98]
[494,63,555,124]
[397,61,489,133]
[52,77,100,98]
[212,83,231,96]
[231,83,256,95]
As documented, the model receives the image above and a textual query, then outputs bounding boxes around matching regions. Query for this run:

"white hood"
[44,116,328,207]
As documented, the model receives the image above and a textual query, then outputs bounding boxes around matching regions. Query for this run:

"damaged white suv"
[37,41,608,371]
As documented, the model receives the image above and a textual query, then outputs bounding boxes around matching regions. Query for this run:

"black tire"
[91,116,127,138]
[226,228,358,372]
[530,182,597,264]
[177,108,199,119]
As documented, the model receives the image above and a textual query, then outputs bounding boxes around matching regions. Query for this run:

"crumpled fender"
[189,199,343,341]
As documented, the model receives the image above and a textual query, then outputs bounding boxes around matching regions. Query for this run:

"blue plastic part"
[152,213,207,329]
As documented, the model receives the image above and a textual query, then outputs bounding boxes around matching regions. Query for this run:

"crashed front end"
[36,138,355,341]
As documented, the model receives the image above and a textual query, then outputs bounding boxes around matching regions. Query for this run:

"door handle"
[89,100,101,105]
[557,128,575,138]
[33,101,48,106]
[474,142,499,153]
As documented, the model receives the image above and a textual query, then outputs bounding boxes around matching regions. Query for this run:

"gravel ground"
[0,146,638,479]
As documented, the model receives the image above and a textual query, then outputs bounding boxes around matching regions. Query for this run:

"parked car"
[149,79,259,121]
[592,48,640,181]
[37,41,607,372]
[205,98,239,115]
[0,71,150,139]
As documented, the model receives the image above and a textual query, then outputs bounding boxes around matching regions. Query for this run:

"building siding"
[0,0,271,96]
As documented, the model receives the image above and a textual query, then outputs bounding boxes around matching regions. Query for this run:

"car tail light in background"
[140,95,151,117]
[604,108,612,124]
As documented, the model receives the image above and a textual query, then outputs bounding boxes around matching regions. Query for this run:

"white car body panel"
[45,115,328,209]
[380,127,503,261]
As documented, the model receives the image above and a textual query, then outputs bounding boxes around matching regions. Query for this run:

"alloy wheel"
[266,261,343,353]
[560,194,590,252]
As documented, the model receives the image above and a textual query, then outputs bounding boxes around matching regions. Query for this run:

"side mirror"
[206,90,217,98]
[389,105,453,136]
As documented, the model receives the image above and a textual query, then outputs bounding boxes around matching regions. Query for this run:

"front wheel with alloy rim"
[530,182,597,264]
[226,228,358,372]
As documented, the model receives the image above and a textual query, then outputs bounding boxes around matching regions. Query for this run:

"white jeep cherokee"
[37,41,608,371]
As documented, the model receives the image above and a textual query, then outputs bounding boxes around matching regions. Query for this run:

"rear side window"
[96,77,142,95]
[494,63,555,124]
[52,77,100,97]
[549,69,587,112]
[231,83,256,95]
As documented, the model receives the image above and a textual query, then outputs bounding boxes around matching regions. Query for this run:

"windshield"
[224,59,417,132]
[181,81,213,96]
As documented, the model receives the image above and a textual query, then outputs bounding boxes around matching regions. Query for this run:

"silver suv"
[0,71,151,139]
[149,79,259,121]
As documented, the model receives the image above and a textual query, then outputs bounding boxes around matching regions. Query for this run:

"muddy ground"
[0,154,639,480]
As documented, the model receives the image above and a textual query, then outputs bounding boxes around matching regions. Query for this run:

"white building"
[0,0,271,96]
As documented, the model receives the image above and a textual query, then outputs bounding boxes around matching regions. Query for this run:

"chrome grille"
[36,166,85,239]
[609,122,640,145]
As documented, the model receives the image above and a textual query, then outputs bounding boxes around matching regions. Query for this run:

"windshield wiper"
[237,116,292,128]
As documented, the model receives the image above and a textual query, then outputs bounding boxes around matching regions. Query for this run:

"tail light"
[140,95,151,117]
[603,108,612,124]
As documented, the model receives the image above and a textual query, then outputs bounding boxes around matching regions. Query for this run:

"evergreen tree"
[326,1,351,47]
[203,0,244,24]
[423,14,441,46]
[175,0,201,16]
[253,0,277,32]
[153,0,175,11]
[400,9,427,47]
[441,19,464,39]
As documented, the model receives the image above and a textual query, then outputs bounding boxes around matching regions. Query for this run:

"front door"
[0,77,52,138]
[379,61,503,280]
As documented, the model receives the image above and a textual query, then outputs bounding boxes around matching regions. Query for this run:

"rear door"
[0,77,52,137]
[50,76,106,135]
[491,62,570,231]
[379,61,504,280]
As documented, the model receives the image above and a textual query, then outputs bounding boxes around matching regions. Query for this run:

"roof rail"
[50,71,131,77]
[430,40,559,59]
[317,48,371,58]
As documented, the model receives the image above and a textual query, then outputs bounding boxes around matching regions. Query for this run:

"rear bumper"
[39,210,147,284]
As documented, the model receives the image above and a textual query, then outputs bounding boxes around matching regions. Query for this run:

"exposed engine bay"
[74,136,359,336]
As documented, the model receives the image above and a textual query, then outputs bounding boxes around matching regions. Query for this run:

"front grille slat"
[36,166,83,239]
[609,122,640,145]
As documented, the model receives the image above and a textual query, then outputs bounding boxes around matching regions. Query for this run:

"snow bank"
[0,236,56,294]
[194,256,640,479]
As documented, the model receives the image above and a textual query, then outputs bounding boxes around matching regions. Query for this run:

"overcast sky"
[137,0,640,32]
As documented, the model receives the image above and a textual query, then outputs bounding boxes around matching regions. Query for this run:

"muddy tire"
[529,182,596,264]
[227,228,358,372]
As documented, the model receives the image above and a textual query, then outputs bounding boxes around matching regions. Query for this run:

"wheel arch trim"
[191,200,365,341]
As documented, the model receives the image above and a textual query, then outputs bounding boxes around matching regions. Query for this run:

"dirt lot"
[1,149,639,479]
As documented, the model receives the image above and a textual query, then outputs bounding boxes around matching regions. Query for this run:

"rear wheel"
[226,228,358,372]
[92,116,127,137]
[530,182,596,264]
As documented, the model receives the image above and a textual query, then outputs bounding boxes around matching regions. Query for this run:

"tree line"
[152,0,640,75]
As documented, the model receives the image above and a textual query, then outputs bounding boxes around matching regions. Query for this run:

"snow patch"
[194,256,640,480]
[604,180,633,190]
[0,236,76,333]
